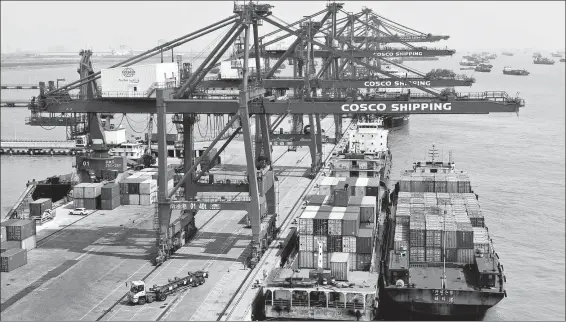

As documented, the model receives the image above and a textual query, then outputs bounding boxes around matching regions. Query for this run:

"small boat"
[503,66,529,76]
[551,52,563,58]
[475,64,492,72]
[560,58,565,63]
[459,59,477,66]
[533,57,555,65]
[460,66,476,70]
[501,52,514,56]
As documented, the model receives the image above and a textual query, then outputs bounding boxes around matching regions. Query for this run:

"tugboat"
[533,57,555,65]
[501,52,514,56]
[474,64,492,73]
[502,66,529,76]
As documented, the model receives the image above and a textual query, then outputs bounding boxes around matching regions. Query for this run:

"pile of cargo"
[398,170,471,193]
[394,191,490,265]
[119,168,174,206]
[73,183,104,210]
[297,189,377,280]
[1,219,37,272]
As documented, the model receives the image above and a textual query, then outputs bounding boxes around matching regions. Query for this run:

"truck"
[127,271,209,305]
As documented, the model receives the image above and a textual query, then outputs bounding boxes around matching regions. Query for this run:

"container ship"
[262,121,392,321]
[381,145,507,317]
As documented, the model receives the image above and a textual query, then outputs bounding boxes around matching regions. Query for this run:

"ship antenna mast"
[428,143,439,163]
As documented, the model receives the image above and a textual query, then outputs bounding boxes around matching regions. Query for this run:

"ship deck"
[409,266,476,291]
[0,116,343,321]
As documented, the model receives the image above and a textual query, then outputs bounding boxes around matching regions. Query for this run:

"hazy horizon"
[1,1,565,54]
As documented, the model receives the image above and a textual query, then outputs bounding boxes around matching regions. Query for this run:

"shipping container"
[299,211,316,235]
[348,252,357,271]
[101,195,121,210]
[457,248,474,264]
[434,174,447,193]
[119,182,129,195]
[81,197,98,210]
[73,183,87,198]
[410,246,426,262]
[313,235,328,252]
[139,194,155,206]
[313,251,329,269]
[443,228,458,249]
[73,198,84,209]
[360,196,376,223]
[19,235,36,251]
[1,248,27,272]
[400,178,411,192]
[128,194,140,206]
[425,247,441,263]
[410,176,424,192]
[473,227,490,254]
[5,220,35,241]
[299,234,314,252]
[0,241,20,253]
[101,183,120,200]
[83,183,103,199]
[356,253,372,271]
[328,236,343,252]
[120,194,130,206]
[342,212,360,236]
[356,228,373,254]
[313,211,329,236]
[333,189,349,207]
[29,198,52,218]
[329,252,349,281]
[422,175,435,192]
[447,176,458,193]
[469,214,485,228]
[298,251,314,269]
[309,195,328,206]
[328,209,345,236]
[0,226,6,242]
[365,186,379,197]
[456,222,474,248]
[409,221,426,247]
[445,248,458,262]
[101,63,179,97]
[342,236,357,253]
[139,179,158,195]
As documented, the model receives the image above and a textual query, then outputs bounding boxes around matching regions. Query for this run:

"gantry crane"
[28,1,524,266]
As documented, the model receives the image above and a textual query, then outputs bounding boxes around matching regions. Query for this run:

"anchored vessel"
[501,52,514,56]
[503,66,529,76]
[263,121,392,320]
[533,57,555,65]
[382,145,507,317]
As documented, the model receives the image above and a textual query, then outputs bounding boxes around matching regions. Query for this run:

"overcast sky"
[1,1,565,53]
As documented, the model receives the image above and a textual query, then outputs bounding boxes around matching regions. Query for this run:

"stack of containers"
[29,198,53,220]
[101,182,120,210]
[309,195,329,206]
[443,219,458,262]
[468,209,485,228]
[365,178,380,197]
[139,179,158,206]
[356,223,373,270]
[424,193,437,207]
[422,173,435,192]
[457,174,471,193]
[447,175,459,193]
[393,223,409,250]
[473,227,491,255]
[1,219,36,253]
[435,173,448,193]
[456,221,474,264]
[409,216,426,262]
[73,183,103,209]
[119,177,145,205]
[298,208,317,269]
[327,208,345,252]
[425,214,442,263]
[399,173,412,192]
[396,204,411,226]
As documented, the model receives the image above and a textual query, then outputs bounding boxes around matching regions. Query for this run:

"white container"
[20,235,36,251]
[83,183,103,198]
[299,234,314,252]
[100,63,178,98]
[219,59,265,80]
[342,236,357,253]
[299,211,316,235]
[104,128,127,145]
[139,194,153,206]
[128,194,140,205]
[139,179,157,195]
[328,209,345,235]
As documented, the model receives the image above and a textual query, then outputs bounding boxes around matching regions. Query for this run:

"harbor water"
[1,54,564,321]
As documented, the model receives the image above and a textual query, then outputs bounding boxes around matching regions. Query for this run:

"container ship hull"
[382,115,409,130]
[382,287,504,317]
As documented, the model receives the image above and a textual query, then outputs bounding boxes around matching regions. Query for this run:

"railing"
[291,299,308,307]
[328,301,346,309]
[346,301,364,310]
[272,299,291,307]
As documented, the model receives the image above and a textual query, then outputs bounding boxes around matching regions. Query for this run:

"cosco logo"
[341,103,387,112]
[122,68,136,77]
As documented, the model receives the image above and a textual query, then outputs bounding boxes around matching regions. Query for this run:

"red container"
[1,248,27,272]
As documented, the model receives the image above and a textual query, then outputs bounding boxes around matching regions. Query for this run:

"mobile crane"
[127,270,209,305]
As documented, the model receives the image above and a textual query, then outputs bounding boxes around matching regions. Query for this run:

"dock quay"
[0,116,349,321]
[0,140,84,155]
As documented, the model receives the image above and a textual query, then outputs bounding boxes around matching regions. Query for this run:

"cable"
[125,114,150,133]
